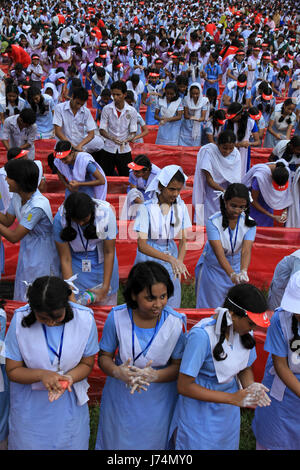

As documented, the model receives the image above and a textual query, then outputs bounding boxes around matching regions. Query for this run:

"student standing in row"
[99,80,138,176]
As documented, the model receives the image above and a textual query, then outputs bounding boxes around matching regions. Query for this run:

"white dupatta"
[184,82,208,140]
[242,161,294,210]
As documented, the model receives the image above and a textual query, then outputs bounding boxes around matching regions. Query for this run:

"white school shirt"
[99,101,138,154]
[2,115,37,160]
[53,100,97,148]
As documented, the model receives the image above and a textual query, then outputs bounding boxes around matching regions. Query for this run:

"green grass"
[88,282,257,450]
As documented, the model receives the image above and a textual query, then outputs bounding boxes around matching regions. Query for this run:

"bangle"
[230,272,236,279]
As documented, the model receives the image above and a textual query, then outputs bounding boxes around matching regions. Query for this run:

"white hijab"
[192,143,242,206]
[184,82,208,140]
[146,164,188,195]
[242,161,294,210]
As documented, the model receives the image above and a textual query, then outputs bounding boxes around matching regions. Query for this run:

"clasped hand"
[114,359,158,394]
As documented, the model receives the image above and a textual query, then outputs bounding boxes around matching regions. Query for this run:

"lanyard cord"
[129,308,159,365]
[228,215,240,256]
[77,224,89,254]
[42,324,65,370]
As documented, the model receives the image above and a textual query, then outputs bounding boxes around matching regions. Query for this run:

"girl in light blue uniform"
[134,165,191,308]
[128,46,148,84]
[53,192,119,306]
[142,72,165,125]
[95,261,186,450]
[169,283,270,450]
[202,52,222,96]
[178,82,208,147]
[0,302,9,450]
[195,183,257,309]
[25,86,55,139]
[154,83,183,146]
[0,159,60,301]
[252,271,300,450]
[3,276,99,450]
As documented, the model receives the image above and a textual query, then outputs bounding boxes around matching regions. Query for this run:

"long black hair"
[278,98,295,125]
[60,192,98,242]
[5,83,21,116]
[220,183,257,230]
[213,283,267,361]
[21,276,74,327]
[226,102,249,141]
[27,86,49,115]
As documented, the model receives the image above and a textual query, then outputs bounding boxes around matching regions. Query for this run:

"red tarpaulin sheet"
[3,301,270,404]
[2,225,299,289]
[0,139,273,176]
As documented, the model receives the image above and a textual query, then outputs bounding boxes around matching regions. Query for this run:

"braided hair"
[27,86,49,115]
[60,192,98,242]
[213,283,267,361]
[290,314,300,352]
[5,83,20,116]
[226,102,249,141]
[278,98,295,125]
[220,183,257,231]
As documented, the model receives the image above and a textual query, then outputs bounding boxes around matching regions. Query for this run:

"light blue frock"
[53,204,119,300]
[169,317,257,450]
[95,304,186,450]
[195,212,256,308]
[25,94,54,139]
[134,197,192,308]
[7,191,60,301]
[155,98,183,146]
[3,303,99,450]
[144,80,165,125]
[178,99,208,147]
[252,308,300,449]
[0,308,9,444]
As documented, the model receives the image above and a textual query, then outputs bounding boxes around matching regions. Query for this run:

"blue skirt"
[195,243,241,308]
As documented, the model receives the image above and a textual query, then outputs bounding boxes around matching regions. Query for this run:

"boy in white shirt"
[99,80,138,176]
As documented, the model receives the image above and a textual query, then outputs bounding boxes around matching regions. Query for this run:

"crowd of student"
[0,0,299,452]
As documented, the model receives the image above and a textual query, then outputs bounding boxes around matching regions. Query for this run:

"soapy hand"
[236,270,249,283]
[243,382,271,408]
[128,361,159,394]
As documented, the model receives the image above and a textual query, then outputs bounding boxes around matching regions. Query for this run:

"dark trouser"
[95,149,132,176]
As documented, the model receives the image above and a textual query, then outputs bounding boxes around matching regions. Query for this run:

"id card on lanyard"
[77,225,91,272]
[228,215,240,258]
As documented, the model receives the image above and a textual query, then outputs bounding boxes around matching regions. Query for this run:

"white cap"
[281,271,300,314]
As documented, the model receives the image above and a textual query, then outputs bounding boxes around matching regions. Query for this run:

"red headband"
[272,180,289,191]
[249,110,262,120]
[54,148,72,159]
[14,149,29,159]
